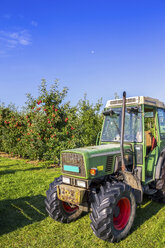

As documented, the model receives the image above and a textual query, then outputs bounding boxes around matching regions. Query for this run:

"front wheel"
[90,181,136,242]
[45,176,82,223]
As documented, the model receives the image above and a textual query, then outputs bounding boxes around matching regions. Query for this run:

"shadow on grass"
[0,163,20,168]
[0,195,46,235]
[132,195,164,232]
[0,167,43,176]
[0,193,163,237]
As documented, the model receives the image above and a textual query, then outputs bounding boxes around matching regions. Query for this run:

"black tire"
[155,161,165,202]
[45,176,82,223]
[90,181,136,242]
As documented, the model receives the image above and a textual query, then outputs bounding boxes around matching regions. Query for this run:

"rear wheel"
[45,176,82,223]
[90,181,136,242]
[155,161,165,202]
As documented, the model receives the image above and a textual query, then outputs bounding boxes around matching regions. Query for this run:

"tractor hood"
[65,143,130,157]
[61,143,132,179]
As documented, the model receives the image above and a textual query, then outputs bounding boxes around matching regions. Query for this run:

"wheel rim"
[113,197,131,230]
[62,202,78,213]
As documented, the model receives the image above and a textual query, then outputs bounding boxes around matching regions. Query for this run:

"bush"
[0,80,103,162]
[74,94,103,147]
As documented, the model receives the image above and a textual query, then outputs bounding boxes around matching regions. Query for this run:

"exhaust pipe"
[120,91,126,171]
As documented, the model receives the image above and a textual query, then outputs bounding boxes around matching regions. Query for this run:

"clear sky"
[0,0,165,108]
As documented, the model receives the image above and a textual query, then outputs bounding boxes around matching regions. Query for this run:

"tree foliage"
[0,80,103,162]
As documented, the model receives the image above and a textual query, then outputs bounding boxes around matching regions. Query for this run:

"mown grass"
[0,156,165,248]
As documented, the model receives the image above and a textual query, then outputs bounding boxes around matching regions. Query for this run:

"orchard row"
[0,80,103,162]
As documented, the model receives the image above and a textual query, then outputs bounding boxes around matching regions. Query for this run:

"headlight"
[62,176,70,184]
[76,180,86,188]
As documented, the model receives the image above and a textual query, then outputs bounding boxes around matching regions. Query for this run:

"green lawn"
[0,156,165,248]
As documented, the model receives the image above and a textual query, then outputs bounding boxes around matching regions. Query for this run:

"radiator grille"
[61,153,86,177]
[105,155,114,172]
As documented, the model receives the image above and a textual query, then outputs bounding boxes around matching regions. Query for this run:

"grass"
[0,156,165,248]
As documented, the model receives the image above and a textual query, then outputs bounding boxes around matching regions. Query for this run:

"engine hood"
[61,143,132,179]
[62,143,131,158]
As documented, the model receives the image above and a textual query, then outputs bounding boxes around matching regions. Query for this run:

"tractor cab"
[101,96,165,184]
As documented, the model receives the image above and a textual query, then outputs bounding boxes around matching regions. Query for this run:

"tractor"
[45,92,165,242]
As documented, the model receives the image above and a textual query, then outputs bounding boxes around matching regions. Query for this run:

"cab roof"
[105,96,165,109]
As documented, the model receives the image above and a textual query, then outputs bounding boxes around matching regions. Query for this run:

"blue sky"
[0,0,165,108]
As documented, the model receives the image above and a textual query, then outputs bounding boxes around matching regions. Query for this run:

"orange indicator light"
[90,168,97,176]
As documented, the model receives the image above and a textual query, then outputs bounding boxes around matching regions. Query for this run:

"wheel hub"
[113,197,131,230]
[62,201,78,213]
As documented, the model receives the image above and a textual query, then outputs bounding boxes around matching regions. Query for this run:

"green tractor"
[45,92,165,242]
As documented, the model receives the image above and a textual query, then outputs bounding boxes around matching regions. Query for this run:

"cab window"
[158,108,165,139]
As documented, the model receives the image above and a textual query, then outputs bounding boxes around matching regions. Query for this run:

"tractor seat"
[145,131,157,155]
[145,131,152,155]
[145,131,152,147]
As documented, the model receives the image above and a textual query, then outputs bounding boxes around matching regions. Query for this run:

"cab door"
[144,107,159,180]
[145,146,159,178]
